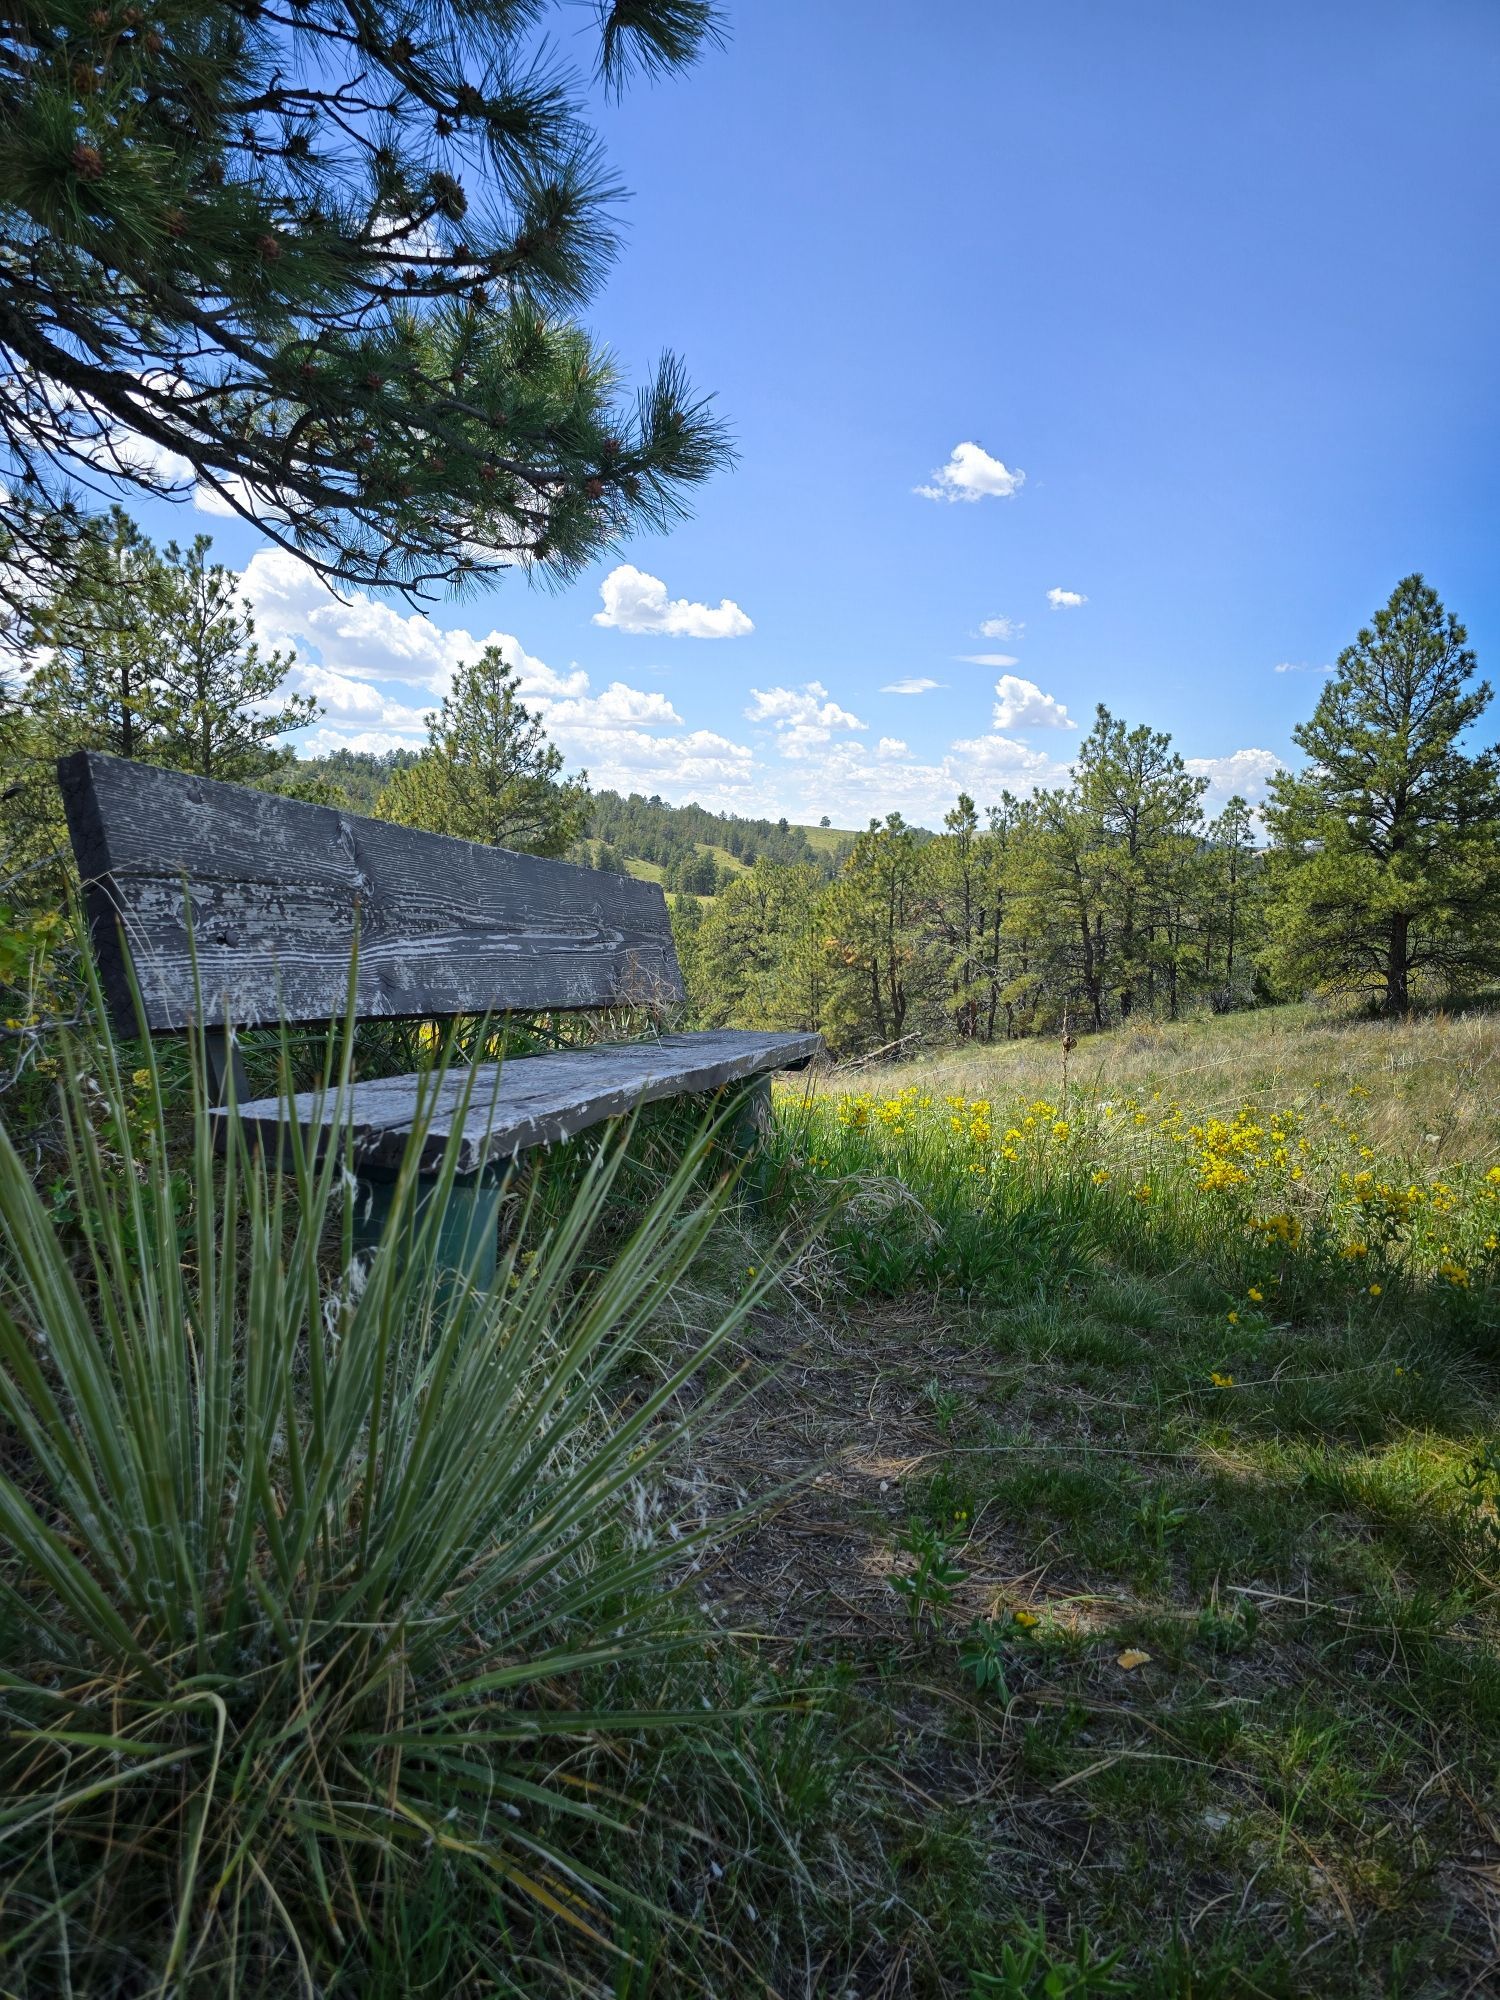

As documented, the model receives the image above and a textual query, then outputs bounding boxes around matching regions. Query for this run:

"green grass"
[677,1002,1500,1994]
[799,821,858,858]
[6,996,1499,1993]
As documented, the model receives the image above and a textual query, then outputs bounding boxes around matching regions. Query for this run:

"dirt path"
[693,1300,1083,1645]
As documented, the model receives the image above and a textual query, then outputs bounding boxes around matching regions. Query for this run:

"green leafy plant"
[0,986,761,1991]
[1457,1441,1500,1571]
[889,1520,966,1637]
[959,1619,1015,1702]
[970,1916,1130,1997]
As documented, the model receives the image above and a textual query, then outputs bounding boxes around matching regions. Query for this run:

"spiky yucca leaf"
[0,987,761,1992]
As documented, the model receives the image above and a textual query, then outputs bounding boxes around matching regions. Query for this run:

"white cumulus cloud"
[979,616,1023,640]
[882,677,943,695]
[234,549,758,802]
[239,549,579,700]
[1184,748,1283,808]
[284,663,431,733]
[945,734,1055,774]
[1047,587,1087,610]
[545,683,684,730]
[592,563,753,639]
[916,442,1025,503]
[746,682,866,759]
[989,674,1076,731]
[877,737,908,759]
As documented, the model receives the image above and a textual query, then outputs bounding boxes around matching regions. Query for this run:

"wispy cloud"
[592,563,753,639]
[1273,660,1333,674]
[957,652,1020,669]
[1047,587,1087,610]
[916,441,1025,503]
[882,677,943,695]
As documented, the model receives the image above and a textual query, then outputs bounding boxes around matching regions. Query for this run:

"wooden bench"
[58,750,819,1279]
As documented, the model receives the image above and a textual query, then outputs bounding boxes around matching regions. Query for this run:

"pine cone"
[256,232,281,261]
[70,143,105,181]
[427,171,465,221]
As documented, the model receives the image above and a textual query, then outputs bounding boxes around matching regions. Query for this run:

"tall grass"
[0,994,764,1994]
[770,1056,1500,1338]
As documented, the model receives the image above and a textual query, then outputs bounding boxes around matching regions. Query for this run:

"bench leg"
[351,1163,509,1294]
[726,1074,774,1200]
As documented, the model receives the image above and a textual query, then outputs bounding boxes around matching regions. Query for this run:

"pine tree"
[0,0,730,608]
[1199,797,1262,1010]
[1265,575,1500,1013]
[1077,706,1207,1020]
[154,538,317,780]
[23,513,318,778]
[687,861,823,1030]
[24,508,173,761]
[1003,788,1110,1031]
[819,815,930,1049]
[377,646,589,856]
[928,793,1009,1040]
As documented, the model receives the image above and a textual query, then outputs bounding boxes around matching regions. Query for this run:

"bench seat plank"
[210,1029,821,1176]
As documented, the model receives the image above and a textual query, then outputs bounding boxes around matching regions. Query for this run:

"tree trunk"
[1385,914,1411,1016]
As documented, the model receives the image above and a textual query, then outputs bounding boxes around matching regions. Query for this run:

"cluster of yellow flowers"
[803,1074,1500,1295]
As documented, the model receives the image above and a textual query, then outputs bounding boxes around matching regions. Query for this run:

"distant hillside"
[285,750,855,893]
[587,789,856,892]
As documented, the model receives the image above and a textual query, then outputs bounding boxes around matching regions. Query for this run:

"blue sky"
[140,0,1500,828]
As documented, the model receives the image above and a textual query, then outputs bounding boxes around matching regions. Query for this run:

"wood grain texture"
[208,1030,823,1175]
[58,750,684,1032]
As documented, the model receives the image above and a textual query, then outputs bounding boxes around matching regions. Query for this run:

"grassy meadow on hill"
[659,999,1500,1994]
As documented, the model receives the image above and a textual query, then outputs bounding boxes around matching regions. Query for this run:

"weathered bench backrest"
[59,750,684,1034]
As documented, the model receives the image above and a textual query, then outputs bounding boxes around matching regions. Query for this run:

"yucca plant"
[0,987,763,1994]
